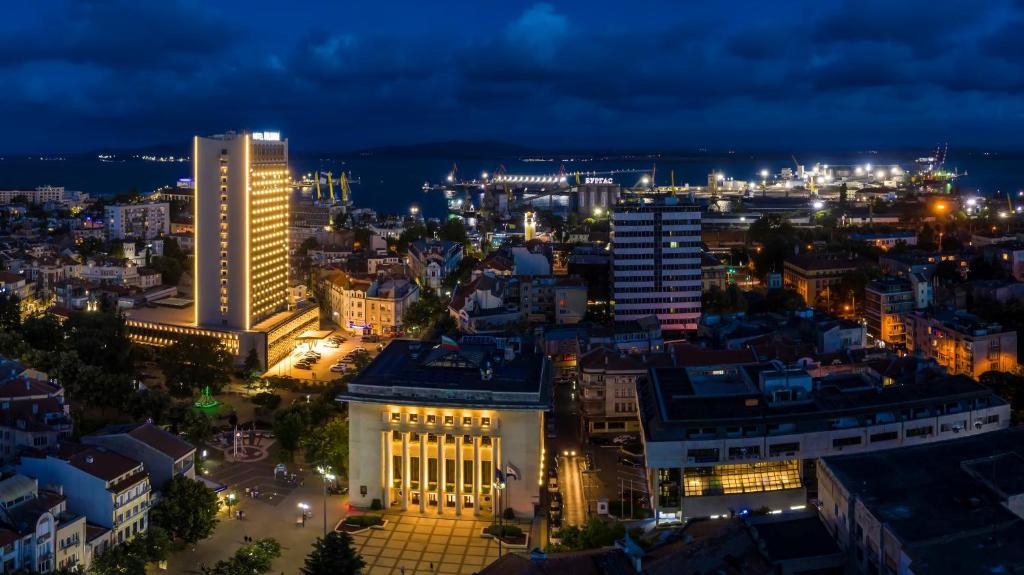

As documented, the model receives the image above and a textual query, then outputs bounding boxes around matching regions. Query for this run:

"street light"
[759,169,769,179]
[226,492,237,518]
[316,466,336,536]
[492,476,507,558]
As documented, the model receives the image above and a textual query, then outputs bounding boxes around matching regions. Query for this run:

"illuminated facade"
[194,131,289,330]
[339,338,549,518]
[125,131,317,369]
[903,309,1018,378]
[638,363,1009,522]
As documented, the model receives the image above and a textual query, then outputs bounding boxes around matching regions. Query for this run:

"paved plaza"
[350,513,516,575]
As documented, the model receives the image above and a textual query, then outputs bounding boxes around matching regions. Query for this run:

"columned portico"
[419,438,428,513]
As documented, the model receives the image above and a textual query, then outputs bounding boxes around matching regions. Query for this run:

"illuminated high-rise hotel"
[193,131,290,329]
[124,130,318,370]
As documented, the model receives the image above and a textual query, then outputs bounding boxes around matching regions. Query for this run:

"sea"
[1,150,1021,219]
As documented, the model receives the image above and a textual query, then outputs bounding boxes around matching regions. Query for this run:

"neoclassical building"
[339,337,550,518]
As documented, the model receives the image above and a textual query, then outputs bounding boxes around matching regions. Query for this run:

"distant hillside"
[345,140,537,159]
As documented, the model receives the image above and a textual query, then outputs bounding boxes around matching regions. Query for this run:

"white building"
[321,271,420,336]
[407,240,463,290]
[0,475,90,573]
[339,337,549,519]
[612,195,702,333]
[103,202,170,241]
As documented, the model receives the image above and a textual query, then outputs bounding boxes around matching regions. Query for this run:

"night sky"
[4,1,1024,154]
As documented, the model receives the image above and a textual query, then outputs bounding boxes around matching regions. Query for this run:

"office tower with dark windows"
[612,194,702,333]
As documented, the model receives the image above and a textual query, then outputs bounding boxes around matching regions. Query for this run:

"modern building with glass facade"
[637,363,1009,523]
[339,337,550,519]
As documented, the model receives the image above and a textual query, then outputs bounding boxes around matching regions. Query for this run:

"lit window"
[444,416,454,426]
[462,416,472,426]
[409,414,419,423]
[390,412,401,423]
[481,417,491,427]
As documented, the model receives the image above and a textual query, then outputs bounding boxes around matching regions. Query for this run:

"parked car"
[329,362,346,373]
[618,456,644,469]
[294,363,312,370]
[612,434,634,445]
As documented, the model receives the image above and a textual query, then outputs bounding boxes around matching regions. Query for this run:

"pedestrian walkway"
[350,513,506,575]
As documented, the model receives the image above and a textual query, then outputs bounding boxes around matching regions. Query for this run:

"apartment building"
[0,364,73,463]
[638,364,1008,522]
[0,475,89,573]
[103,202,170,241]
[18,444,151,547]
[783,254,862,308]
[83,423,195,490]
[864,276,914,347]
[612,194,702,333]
[321,271,420,336]
[407,240,463,290]
[903,309,1018,377]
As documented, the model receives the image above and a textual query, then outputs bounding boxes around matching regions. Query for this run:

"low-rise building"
[0,475,89,573]
[903,309,1018,378]
[321,271,420,336]
[817,427,1024,575]
[83,423,195,491]
[0,366,73,463]
[638,363,1009,522]
[982,241,1024,281]
[338,337,550,519]
[18,444,151,547]
[407,240,463,290]
[783,254,862,308]
[519,276,587,325]
[847,231,917,249]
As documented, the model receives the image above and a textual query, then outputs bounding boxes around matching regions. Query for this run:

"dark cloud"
[2,0,1024,153]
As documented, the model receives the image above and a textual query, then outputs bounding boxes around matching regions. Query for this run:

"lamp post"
[226,492,237,519]
[492,477,506,557]
[317,466,336,536]
[298,502,310,527]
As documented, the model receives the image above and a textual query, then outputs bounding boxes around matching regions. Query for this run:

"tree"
[168,404,216,445]
[149,255,184,285]
[302,418,349,476]
[89,526,170,575]
[20,314,63,351]
[550,517,625,551]
[158,334,233,397]
[124,388,173,423]
[0,294,20,332]
[242,347,262,382]
[838,182,849,206]
[301,532,366,575]
[203,538,282,575]
[150,476,221,544]
[702,285,747,315]
[273,408,308,459]
[437,217,469,244]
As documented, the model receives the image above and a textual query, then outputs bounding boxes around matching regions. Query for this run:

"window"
[728,446,760,459]
[481,417,491,427]
[462,416,472,426]
[426,415,436,424]
[409,414,419,423]
[768,442,800,456]
[985,414,1000,424]
[832,436,862,448]
[870,431,898,443]
[390,412,401,423]
[444,415,454,426]
[906,425,933,438]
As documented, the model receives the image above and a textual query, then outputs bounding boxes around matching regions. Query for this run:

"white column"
[455,434,464,516]
[437,434,446,515]
[494,436,502,516]
[419,438,428,513]
[383,431,393,507]
[401,432,410,511]
[473,436,481,516]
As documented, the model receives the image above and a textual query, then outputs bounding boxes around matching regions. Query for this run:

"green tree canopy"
[302,417,349,476]
[301,532,366,575]
[150,476,221,544]
[158,334,233,397]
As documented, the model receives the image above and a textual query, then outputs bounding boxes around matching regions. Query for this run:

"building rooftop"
[639,367,1003,441]
[822,427,1024,575]
[25,443,144,483]
[339,337,550,410]
[906,308,1013,337]
[90,422,194,460]
[784,254,863,272]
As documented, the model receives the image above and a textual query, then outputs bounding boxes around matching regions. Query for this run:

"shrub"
[252,392,282,410]
[344,515,383,527]
[370,499,382,511]
[487,524,523,538]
